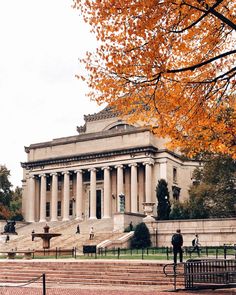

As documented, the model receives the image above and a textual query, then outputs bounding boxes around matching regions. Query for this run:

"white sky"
[0,0,102,188]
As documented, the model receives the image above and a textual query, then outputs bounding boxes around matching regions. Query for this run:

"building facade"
[21,108,199,222]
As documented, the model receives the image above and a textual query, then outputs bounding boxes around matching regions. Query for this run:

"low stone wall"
[113,212,145,233]
[146,218,236,247]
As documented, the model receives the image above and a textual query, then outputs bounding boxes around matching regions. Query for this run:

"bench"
[1,250,34,259]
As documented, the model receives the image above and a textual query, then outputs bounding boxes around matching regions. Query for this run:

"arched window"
[109,124,134,131]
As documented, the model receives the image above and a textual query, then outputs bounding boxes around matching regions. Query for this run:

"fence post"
[142,248,144,260]
[42,273,46,295]
[166,247,169,260]
[224,246,227,259]
[118,247,120,259]
[56,247,58,259]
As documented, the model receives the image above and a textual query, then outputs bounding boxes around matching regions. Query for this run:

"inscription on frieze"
[50,156,117,169]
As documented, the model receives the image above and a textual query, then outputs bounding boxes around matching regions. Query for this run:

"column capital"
[102,166,111,171]
[62,171,71,175]
[39,173,46,178]
[28,174,35,179]
[88,167,97,172]
[75,169,83,174]
[115,164,123,169]
[143,159,155,166]
[50,172,58,176]
[128,163,138,168]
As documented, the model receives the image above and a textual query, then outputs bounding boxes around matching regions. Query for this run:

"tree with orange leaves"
[74,0,236,158]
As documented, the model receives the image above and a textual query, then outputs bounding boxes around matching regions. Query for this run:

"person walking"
[129,221,133,231]
[171,229,183,264]
[191,234,201,257]
[76,224,80,234]
[89,226,94,240]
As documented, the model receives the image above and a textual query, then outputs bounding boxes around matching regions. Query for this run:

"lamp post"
[154,228,157,248]
[152,222,158,248]
[119,193,125,213]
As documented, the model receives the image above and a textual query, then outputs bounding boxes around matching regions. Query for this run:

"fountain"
[32,224,61,249]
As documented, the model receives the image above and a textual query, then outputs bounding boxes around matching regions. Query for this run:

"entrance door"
[96,190,102,219]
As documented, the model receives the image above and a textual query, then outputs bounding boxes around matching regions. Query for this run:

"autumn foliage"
[74,0,236,158]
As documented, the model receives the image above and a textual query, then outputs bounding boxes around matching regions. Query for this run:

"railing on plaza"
[1,245,235,260]
[184,259,236,290]
[163,259,236,291]
[95,245,236,260]
[0,273,46,295]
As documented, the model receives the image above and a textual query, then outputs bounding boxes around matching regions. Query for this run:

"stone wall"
[113,212,145,233]
[145,218,236,247]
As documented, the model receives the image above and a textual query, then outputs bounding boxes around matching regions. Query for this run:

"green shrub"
[130,222,151,249]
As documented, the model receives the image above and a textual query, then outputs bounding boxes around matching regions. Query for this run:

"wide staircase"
[0,218,123,253]
[0,260,184,289]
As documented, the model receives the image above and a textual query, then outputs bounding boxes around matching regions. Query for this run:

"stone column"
[116,165,124,212]
[89,168,97,219]
[144,160,154,202]
[75,169,83,220]
[39,174,47,222]
[129,163,138,213]
[50,172,58,221]
[103,166,111,218]
[28,175,36,222]
[62,171,70,221]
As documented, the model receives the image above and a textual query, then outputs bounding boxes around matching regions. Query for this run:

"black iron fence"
[1,245,236,260]
[185,259,236,290]
[163,259,236,291]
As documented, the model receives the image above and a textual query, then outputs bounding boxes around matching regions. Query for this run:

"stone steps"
[0,260,184,287]
[0,219,116,251]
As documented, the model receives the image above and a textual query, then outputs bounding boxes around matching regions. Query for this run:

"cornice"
[21,146,158,170]
[26,127,151,151]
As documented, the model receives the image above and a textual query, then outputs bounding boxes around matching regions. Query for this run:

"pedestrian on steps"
[89,226,94,240]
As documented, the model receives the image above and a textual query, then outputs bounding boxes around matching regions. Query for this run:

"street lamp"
[152,222,158,248]
[154,228,157,248]
[119,193,125,213]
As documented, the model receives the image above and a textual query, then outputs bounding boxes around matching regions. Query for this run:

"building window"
[58,175,62,191]
[46,177,51,191]
[172,186,181,200]
[69,180,73,191]
[97,170,104,181]
[46,202,50,217]
[83,171,90,182]
[173,167,177,183]
[69,200,73,216]
[57,201,61,217]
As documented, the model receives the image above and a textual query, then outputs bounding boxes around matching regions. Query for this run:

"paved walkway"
[0,284,236,295]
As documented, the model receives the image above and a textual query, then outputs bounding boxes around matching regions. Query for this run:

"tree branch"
[171,0,224,33]
[166,50,236,74]
[183,0,236,30]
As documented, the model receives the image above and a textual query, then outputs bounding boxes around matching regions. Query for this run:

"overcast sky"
[0,0,102,188]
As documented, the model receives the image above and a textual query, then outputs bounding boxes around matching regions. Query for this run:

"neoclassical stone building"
[21,108,199,222]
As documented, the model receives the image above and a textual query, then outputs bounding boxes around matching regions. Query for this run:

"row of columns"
[27,161,154,223]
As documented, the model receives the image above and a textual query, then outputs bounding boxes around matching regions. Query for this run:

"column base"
[102,216,112,219]
[75,217,83,221]
[50,218,58,222]
[89,217,97,220]
[39,219,46,223]
[62,218,70,221]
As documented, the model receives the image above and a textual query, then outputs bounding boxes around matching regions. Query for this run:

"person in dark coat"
[76,224,80,234]
[171,229,183,264]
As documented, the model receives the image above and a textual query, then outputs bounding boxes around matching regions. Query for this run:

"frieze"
[21,146,158,170]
